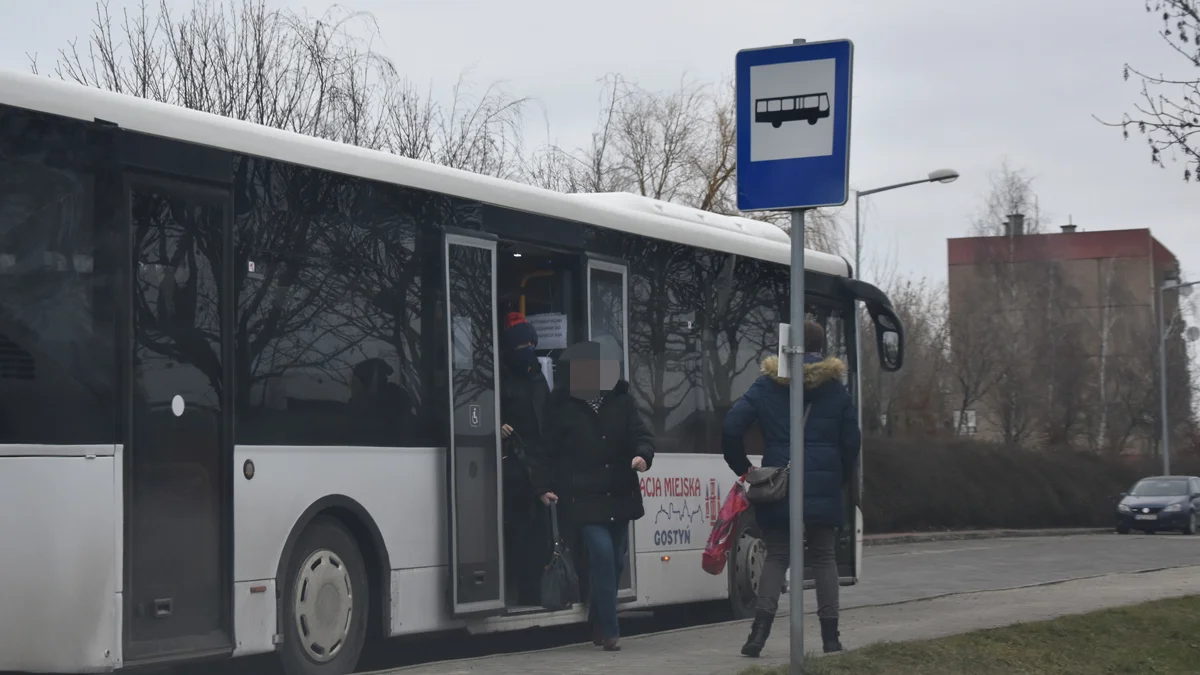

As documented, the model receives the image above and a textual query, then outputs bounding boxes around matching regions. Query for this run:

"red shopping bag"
[701,481,750,575]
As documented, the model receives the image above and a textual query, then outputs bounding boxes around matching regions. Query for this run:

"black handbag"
[744,403,811,505]
[539,502,581,611]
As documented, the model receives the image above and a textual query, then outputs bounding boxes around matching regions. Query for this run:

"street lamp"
[1158,277,1200,475]
[851,169,959,432]
[853,169,960,282]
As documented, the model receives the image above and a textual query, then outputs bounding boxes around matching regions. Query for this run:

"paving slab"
[371,565,1200,675]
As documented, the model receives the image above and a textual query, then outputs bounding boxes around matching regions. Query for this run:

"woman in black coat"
[530,340,654,651]
[498,313,552,606]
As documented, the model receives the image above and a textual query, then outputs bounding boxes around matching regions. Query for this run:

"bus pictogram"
[754,92,830,128]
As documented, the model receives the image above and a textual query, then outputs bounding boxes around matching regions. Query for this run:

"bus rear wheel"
[279,516,369,675]
[729,516,766,619]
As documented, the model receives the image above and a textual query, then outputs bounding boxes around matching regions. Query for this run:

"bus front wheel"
[279,515,370,675]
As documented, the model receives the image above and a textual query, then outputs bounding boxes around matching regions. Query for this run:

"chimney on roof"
[1061,224,1077,233]
[1004,213,1026,236]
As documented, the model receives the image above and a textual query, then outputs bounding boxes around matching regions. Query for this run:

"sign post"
[736,37,854,673]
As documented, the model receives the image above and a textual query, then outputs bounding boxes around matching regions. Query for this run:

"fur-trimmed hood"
[760,354,847,390]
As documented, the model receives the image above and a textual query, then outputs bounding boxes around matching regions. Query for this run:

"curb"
[862,527,1110,547]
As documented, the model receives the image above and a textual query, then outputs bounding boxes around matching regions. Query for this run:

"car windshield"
[1129,479,1189,497]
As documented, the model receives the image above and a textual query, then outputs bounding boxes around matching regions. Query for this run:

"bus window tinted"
[232,155,456,448]
[0,106,116,445]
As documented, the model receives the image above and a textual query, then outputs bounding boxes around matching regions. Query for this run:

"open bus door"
[582,254,638,601]
[443,230,506,617]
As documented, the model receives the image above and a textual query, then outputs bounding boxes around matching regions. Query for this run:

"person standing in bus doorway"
[530,338,654,652]
[721,321,861,657]
[499,312,552,607]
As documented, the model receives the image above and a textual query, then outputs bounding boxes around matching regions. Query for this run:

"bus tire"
[728,513,765,620]
[279,515,370,675]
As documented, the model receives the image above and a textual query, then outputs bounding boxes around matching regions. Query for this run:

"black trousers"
[503,462,550,605]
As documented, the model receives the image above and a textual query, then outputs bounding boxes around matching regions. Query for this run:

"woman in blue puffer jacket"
[722,321,861,658]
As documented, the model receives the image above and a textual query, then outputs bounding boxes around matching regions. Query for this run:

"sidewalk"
[863,527,1108,546]
[370,565,1200,675]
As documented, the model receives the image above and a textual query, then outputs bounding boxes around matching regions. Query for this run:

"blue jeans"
[581,522,629,640]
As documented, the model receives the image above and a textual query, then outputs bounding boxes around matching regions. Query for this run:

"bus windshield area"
[806,302,852,366]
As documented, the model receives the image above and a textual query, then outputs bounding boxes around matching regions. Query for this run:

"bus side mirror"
[872,308,904,372]
[837,277,905,373]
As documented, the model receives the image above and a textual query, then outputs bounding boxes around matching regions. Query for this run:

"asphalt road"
[838,531,1200,611]
[181,532,1200,674]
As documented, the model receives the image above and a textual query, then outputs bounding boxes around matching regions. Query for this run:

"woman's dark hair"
[804,320,825,354]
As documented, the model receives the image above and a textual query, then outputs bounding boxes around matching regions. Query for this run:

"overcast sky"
[1,0,1195,286]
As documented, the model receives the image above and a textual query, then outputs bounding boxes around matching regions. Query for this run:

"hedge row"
[861,437,1200,533]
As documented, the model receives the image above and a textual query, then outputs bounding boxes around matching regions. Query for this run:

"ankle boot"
[820,617,843,653]
[740,610,774,657]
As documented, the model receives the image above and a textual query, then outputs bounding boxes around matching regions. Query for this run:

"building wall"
[946,229,1181,452]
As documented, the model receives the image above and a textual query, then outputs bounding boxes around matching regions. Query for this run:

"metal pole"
[854,192,861,285]
[788,208,807,674]
[1159,280,1170,475]
[853,192,864,423]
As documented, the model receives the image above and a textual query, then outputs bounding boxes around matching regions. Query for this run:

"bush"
[861,437,1200,533]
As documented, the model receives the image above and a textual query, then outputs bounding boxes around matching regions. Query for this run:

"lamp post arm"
[857,177,937,197]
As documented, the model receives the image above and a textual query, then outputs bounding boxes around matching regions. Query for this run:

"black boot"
[740,610,774,657]
[820,617,843,653]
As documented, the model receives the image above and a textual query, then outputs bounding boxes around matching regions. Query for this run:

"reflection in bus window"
[589,267,626,377]
[232,156,459,447]
[0,106,115,445]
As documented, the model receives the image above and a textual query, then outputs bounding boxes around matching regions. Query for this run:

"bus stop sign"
[735,39,854,212]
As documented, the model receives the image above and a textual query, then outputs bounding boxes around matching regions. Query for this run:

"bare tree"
[30,0,528,177]
[382,73,529,179]
[969,160,1046,236]
[521,74,843,252]
[947,162,1044,440]
[1103,0,1200,182]
[859,277,951,437]
[946,281,1004,436]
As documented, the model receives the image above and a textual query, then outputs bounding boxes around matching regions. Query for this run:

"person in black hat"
[530,338,654,651]
[499,312,551,606]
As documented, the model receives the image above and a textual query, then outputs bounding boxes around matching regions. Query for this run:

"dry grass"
[741,595,1200,675]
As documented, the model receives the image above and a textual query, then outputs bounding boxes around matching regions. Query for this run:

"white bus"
[0,69,903,675]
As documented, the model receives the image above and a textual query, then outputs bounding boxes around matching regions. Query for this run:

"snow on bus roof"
[0,69,849,278]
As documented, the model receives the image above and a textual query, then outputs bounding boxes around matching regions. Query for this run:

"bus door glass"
[444,231,506,616]
[125,171,233,660]
[584,255,637,600]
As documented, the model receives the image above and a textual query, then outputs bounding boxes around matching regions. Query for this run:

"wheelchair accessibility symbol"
[468,404,480,428]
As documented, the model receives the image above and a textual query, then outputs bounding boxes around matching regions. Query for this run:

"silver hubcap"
[733,530,766,602]
[293,549,354,663]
